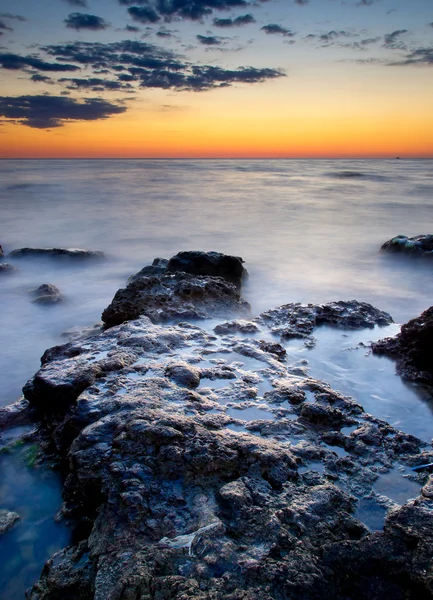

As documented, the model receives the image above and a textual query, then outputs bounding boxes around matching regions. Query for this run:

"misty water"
[1,158,433,596]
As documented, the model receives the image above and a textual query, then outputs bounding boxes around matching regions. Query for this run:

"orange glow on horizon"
[2,67,432,159]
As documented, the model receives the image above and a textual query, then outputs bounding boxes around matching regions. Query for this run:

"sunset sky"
[0,0,432,158]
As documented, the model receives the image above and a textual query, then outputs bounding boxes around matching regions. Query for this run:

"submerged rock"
[8,248,105,260]
[0,509,20,535]
[381,234,433,258]
[0,263,18,274]
[102,252,250,327]
[30,284,65,305]
[372,306,433,388]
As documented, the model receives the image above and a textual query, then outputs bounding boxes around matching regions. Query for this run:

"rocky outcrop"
[257,300,393,341]
[381,234,433,258]
[30,284,65,305]
[0,263,18,274]
[102,252,250,327]
[372,306,433,388]
[21,294,432,599]
[8,248,105,260]
[0,509,20,535]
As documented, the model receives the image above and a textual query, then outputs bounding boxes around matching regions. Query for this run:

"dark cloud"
[383,29,408,50]
[125,24,140,31]
[342,37,380,50]
[128,6,160,23]
[30,73,54,83]
[0,20,13,32]
[156,30,175,37]
[64,13,109,30]
[41,39,284,91]
[430,23,433,28]
[119,0,266,22]
[0,13,26,21]
[356,0,378,5]
[196,34,223,46]
[294,0,309,4]
[389,47,433,66]
[64,0,88,6]
[213,14,255,27]
[0,95,127,128]
[43,40,184,71]
[261,24,295,37]
[306,30,354,45]
[0,52,80,72]
[58,77,134,91]
[134,64,283,91]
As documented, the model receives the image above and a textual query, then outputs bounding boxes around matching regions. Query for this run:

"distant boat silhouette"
[396,156,401,159]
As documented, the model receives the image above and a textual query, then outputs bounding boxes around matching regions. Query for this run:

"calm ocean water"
[1,158,433,597]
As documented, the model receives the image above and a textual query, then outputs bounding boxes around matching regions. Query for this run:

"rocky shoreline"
[2,251,433,599]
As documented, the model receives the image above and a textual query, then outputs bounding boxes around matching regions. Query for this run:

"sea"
[1,158,433,597]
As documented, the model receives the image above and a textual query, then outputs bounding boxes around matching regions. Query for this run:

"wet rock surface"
[381,234,433,258]
[19,280,433,599]
[372,306,433,388]
[0,509,20,535]
[165,251,247,288]
[256,300,393,343]
[30,284,65,305]
[102,252,250,327]
[8,248,105,260]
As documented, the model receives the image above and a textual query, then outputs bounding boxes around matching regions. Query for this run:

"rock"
[165,362,201,388]
[102,272,250,327]
[8,248,105,260]
[0,263,18,274]
[128,258,169,283]
[0,509,20,535]
[372,306,433,388]
[20,304,432,599]
[214,320,260,335]
[381,234,433,258]
[258,341,286,361]
[30,283,65,305]
[0,398,31,430]
[421,475,433,499]
[166,251,247,288]
[258,300,393,341]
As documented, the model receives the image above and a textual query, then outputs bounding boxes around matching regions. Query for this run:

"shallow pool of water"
[0,429,70,600]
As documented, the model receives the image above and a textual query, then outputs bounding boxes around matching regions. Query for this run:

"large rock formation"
[20,281,433,599]
[102,251,250,327]
[372,306,433,388]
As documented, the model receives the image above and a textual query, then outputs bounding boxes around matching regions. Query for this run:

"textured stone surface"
[0,509,20,535]
[30,283,65,305]
[381,234,433,258]
[372,306,433,388]
[20,303,431,599]
[102,252,250,327]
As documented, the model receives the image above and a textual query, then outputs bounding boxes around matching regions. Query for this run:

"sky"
[0,0,432,158]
